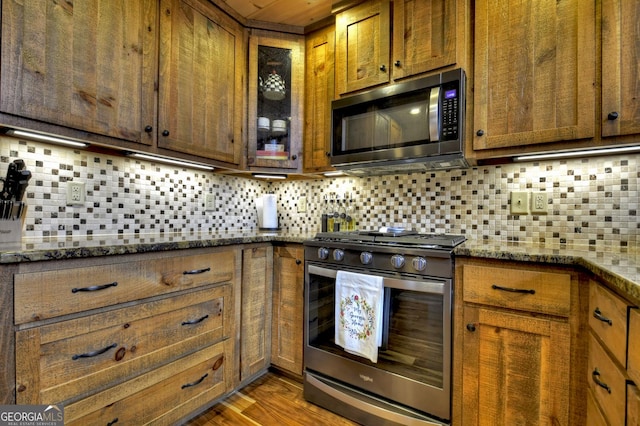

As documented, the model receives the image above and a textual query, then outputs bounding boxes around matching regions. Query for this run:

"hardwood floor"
[182,371,360,426]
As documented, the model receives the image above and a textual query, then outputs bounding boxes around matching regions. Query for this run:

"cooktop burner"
[312,230,466,249]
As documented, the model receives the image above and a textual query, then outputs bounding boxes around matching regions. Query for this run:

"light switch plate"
[298,196,307,213]
[531,192,548,214]
[510,191,529,215]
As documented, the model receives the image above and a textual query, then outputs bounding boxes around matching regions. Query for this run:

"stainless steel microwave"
[330,68,467,175]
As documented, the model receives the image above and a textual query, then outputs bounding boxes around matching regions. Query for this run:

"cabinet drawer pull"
[107,418,119,426]
[183,267,211,275]
[181,314,209,326]
[181,373,208,389]
[593,308,613,326]
[72,343,118,360]
[71,281,118,293]
[592,368,612,393]
[491,284,535,295]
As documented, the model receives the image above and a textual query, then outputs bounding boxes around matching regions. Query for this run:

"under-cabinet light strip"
[10,130,89,148]
[514,145,640,161]
[128,153,214,171]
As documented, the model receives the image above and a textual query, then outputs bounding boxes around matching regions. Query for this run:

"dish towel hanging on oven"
[335,270,384,363]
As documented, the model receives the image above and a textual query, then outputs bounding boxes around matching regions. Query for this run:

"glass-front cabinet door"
[248,30,304,171]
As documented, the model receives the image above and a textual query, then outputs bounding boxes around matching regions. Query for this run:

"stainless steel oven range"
[303,230,465,426]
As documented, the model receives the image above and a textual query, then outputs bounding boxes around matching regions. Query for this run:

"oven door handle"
[308,265,445,295]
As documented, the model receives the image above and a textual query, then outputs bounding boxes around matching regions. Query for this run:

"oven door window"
[307,266,449,390]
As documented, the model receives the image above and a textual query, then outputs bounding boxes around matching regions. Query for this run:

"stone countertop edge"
[1,233,639,306]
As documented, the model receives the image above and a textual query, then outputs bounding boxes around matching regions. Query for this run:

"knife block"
[0,206,26,250]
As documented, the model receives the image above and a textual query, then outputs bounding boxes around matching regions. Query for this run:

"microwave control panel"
[440,81,459,141]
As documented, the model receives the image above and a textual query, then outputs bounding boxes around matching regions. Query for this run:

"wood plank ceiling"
[221,0,334,27]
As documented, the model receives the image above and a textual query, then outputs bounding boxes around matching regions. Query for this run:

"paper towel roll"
[261,194,278,229]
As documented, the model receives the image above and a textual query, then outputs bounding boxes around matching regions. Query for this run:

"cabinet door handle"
[181,314,209,326]
[72,282,118,293]
[607,111,619,121]
[466,323,476,332]
[181,373,208,389]
[593,308,613,326]
[394,60,401,67]
[491,284,535,295]
[296,259,302,265]
[592,368,612,393]
[107,418,119,426]
[144,125,153,133]
[162,129,170,137]
[72,343,118,360]
[476,129,485,136]
[183,267,211,275]
[379,64,387,72]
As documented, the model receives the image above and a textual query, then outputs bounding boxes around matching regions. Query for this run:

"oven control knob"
[360,252,373,265]
[333,249,345,261]
[318,247,329,260]
[412,256,428,271]
[390,254,405,269]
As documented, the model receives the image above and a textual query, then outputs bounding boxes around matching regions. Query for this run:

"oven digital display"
[444,89,457,99]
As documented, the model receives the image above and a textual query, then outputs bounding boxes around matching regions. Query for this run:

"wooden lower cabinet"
[11,247,240,424]
[455,258,583,426]
[271,244,304,376]
[240,245,273,383]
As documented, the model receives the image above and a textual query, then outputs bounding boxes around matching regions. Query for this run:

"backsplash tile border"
[1,135,637,251]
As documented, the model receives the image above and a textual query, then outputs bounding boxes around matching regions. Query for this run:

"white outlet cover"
[205,193,216,211]
[510,191,529,215]
[66,181,85,205]
[531,192,548,214]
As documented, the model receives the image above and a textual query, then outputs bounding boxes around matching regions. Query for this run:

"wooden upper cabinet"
[601,0,640,139]
[304,25,335,173]
[473,0,595,151]
[0,0,157,145]
[391,0,459,80]
[335,0,391,95]
[158,0,244,165]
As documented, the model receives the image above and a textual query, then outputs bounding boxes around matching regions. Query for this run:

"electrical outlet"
[510,191,529,215]
[298,196,307,213]
[66,181,85,205]
[205,193,216,211]
[531,192,548,214]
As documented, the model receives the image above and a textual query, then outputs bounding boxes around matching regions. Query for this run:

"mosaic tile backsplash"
[1,135,638,251]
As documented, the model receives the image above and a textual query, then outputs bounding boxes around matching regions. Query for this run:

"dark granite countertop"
[2,231,638,305]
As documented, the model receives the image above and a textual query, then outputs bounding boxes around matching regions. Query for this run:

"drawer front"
[629,384,640,426]
[14,250,238,324]
[588,333,627,426]
[65,340,229,425]
[16,285,230,405]
[588,280,629,367]
[462,264,571,316]
[586,388,608,426]
[629,308,640,384]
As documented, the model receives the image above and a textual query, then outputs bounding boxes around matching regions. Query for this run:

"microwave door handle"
[428,86,441,142]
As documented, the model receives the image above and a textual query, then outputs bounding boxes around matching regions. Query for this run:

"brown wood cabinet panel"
[462,264,571,317]
[0,0,157,145]
[14,250,237,324]
[240,245,273,382]
[587,333,627,426]
[15,285,230,405]
[629,308,640,385]
[157,0,244,164]
[462,306,570,425]
[473,0,595,151]
[303,25,335,173]
[586,388,608,426]
[335,0,391,95]
[271,245,304,375]
[588,280,630,368]
[391,0,458,80]
[601,0,640,138]
[629,384,640,426]
[66,340,229,425]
